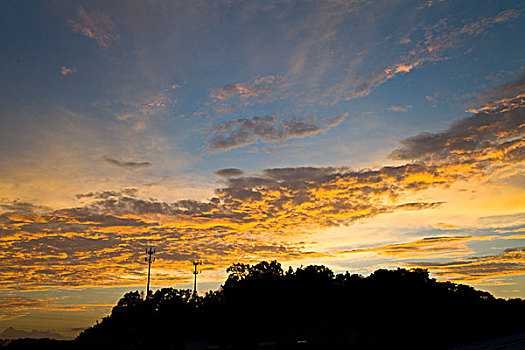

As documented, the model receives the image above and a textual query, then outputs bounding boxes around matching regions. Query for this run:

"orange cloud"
[337,235,496,260]
[2,76,524,291]
[408,247,525,285]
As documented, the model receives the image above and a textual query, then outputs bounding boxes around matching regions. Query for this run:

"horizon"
[1,0,524,340]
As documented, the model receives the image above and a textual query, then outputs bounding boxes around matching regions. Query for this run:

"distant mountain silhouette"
[2,261,525,349]
[0,327,64,340]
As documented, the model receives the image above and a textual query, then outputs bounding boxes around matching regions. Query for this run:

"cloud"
[338,233,525,284]
[390,70,525,167]
[0,159,448,290]
[468,71,525,114]
[207,113,347,151]
[68,7,120,48]
[60,66,76,76]
[338,235,499,260]
[103,156,152,169]
[76,188,138,200]
[344,10,521,100]
[213,168,245,177]
[390,106,525,164]
[0,296,47,311]
[0,297,49,322]
[2,74,524,291]
[408,247,525,285]
[210,76,280,102]
[110,84,179,132]
[388,105,412,112]
[478,212,525,228]
[0,191,325,290]
[197,76,288,117]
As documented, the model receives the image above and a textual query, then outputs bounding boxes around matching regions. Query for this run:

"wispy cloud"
[388,105,412,112]
[111,84,179,132]
[339,235,498,260]
[210,76,282,103]
[103,156,152,169]
[408,247,525,285]
[338,233,525,285]
[207,113,347,151]
[68,7,120,48]
[0,296,47,310]
[0,296,48,321]
[197,76,288,118]
[343,9,521,100]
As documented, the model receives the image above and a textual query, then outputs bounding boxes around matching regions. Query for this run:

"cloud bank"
[1,73,524,291]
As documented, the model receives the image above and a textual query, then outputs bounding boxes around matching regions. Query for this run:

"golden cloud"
[408,247,525,285]
[1,80,524,290]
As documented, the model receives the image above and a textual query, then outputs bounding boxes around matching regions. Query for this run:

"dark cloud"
[0,200,48,214]
[207,113,347,151]
[394,202,443,210]
[468,71,525,114]
[76,188,138,200]
[103,156,152,169]
[262,166,346,181]
[480,71,525,102]
[213,168,245,177]
[390,107,525,163]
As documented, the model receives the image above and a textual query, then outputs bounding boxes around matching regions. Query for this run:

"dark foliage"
[9,262,524,350]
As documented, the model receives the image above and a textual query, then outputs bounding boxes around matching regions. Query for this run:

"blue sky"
[1,0,524,339]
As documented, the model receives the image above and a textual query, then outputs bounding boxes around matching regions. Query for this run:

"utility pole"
[192,260,201,296]
[145,247,156,298]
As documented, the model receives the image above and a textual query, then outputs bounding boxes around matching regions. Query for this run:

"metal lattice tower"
[145,247,156,298]
[192,260,202,296]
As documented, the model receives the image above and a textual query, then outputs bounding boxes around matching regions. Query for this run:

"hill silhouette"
[3,261,525,349]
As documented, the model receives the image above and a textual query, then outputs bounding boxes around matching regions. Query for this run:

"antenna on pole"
[145,247,156,298]
[192,260,202,296]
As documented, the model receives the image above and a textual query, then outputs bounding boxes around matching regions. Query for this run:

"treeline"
[4,261,525,349]
[74,261,525,349]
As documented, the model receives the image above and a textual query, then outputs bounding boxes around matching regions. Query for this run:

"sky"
[1,0,525,340]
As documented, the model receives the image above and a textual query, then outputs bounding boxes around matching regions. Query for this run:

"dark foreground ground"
[3,333,525,350]
[450,333,525,350]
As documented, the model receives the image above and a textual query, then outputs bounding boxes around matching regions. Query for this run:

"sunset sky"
[1,0,525,339]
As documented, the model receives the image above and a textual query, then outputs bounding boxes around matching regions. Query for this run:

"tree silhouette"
[72,261,525,350]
